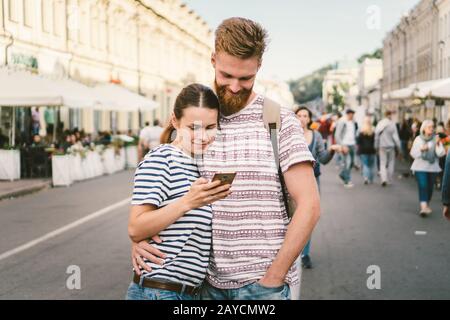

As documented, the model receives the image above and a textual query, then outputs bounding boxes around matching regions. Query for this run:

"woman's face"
[424,124,434,136]
[296,110,310,129]
[172,106,218,156]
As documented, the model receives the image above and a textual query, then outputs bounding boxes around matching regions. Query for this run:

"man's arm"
[442,154,450,206]
[393,123,401,151]
[259,161,320,287]
[334,121,343,145]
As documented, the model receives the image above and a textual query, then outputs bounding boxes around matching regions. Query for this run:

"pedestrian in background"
[335,109,358,188]
[375,110,401,187]
[330,113,342,169]
[436,123,450,189]
[138,119,164,162]
[295,106,340,269]
[410,120,446,217]
[31,107,41,136]
[440,151,450,221]
[399,118,413,162]
[318,112,332,149]
[357,117,376,185]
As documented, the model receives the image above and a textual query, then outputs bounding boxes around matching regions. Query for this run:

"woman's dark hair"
[160,83,220,144]
[295,105,313,128]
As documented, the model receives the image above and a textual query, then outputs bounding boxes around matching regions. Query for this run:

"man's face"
[212,52,260,116]
[347,113,354,121]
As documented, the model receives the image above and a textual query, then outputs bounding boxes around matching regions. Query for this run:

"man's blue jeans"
[414,171,437,202]
[125,282,195,300]
[360,154,376,183]
[199,281,291,300]
[339,145,355,183]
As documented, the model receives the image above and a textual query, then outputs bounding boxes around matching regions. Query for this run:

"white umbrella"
[0,68,63,106]
[93,83,159,112]
[0,68,63,146]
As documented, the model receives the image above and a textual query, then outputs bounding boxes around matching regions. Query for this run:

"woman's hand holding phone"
[181,177,232,211]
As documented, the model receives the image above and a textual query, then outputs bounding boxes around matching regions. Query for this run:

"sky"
[183,0,420,81]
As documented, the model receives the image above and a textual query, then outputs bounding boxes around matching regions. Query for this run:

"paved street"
[301,162,450,300]
[0,162,449,300]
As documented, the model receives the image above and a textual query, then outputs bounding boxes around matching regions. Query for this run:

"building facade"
[322,60,360,113]
[382,0,450,122]
[0,0,214,135]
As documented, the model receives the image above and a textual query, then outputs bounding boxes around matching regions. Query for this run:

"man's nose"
[228,80,241,93]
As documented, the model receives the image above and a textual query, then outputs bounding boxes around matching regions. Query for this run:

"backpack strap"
[263,97,282,166]
[263,97,292,218]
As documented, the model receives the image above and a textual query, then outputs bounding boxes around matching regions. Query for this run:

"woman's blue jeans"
[360,154,376,183]
[414,171,437,202]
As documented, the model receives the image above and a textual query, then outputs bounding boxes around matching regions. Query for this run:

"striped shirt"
[131,144,212,287]
[196,94,315,289]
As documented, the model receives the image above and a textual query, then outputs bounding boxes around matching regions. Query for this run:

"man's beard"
[214,80,253,116]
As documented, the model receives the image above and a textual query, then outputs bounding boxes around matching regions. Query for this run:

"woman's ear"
[170,112,179,129]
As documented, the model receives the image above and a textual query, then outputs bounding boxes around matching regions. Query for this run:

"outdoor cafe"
[0,67,159,186]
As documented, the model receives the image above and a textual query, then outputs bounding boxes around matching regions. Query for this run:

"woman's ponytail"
[160,121,176,144]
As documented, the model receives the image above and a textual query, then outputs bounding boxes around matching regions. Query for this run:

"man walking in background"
[375,110,401,187]
[335,109,358,188]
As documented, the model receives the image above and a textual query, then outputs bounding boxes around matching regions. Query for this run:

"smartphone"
[212,172,236,186]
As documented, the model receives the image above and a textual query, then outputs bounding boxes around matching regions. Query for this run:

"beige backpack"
[263,97,296,219]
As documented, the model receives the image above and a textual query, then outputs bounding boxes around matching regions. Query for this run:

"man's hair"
[215,17,268,61]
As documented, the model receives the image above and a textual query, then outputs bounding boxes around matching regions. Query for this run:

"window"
[79,7,88,44]
[448,57,450,77]
[42,0,53,33]
[8,0,19,22]
[24,0,34,27]
[446,15,448,40]
[448,11,450,38]
[91,7,99,49]
[54,0,65,36]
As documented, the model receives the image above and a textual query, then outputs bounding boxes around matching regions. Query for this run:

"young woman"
[410,120,446,217]
[126,84,232,300]
[295,106,340,269]
[357,117,376,185]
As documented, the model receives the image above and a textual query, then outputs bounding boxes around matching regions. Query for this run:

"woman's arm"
[128,178,231,243]
[409,137,422,159]
[128,201,190,243]
[315,132,334,165]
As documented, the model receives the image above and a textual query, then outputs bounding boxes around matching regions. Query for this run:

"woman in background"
[410,120,446,217]
[357,117,376,185]
[295,106,341,269]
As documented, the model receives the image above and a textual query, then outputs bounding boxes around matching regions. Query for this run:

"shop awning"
[52,78,104,109]
[0,68,62,106]
[93,83,159,112]
[421,78,450,99]
[383,78,450,100]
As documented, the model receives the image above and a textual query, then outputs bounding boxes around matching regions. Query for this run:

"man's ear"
[257,59,262,71]
[211,52,216,68]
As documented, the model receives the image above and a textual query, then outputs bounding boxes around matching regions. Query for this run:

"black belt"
[133,273,200,296]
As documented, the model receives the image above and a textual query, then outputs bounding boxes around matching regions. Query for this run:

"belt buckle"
[191,285,201,296]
